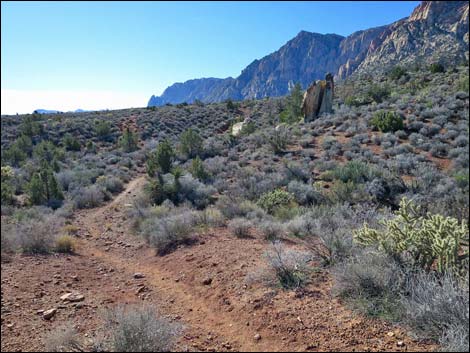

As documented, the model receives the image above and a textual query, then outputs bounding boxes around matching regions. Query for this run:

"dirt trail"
[1,176,436,352]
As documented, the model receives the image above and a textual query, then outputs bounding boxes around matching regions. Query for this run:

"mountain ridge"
[148,1,469,106]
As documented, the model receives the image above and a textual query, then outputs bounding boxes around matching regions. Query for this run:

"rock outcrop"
[301,73,334,122]
[148,1,469,107]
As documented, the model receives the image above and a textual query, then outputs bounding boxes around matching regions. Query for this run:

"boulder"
[301,73,334,122]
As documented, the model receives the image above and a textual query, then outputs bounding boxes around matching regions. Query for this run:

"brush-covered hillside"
[1,61,469,352]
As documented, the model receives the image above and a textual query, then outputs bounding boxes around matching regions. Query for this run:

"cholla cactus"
[354,197,469,273]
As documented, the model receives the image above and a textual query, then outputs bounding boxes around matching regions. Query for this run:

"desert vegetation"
[1,62,469,351]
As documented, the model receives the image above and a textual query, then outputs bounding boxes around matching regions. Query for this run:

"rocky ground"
[1,176,436,352]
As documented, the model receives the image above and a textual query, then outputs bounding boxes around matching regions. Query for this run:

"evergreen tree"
[119,128,139,152]
[147,139,174,176]
[28,167,64,208]
[279,83,304,124]
[179,128,203,158]
[190,156,209,181]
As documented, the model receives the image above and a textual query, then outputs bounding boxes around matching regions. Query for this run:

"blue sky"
[1,1,419,114]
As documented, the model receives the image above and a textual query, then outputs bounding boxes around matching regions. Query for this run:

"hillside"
[1,59,469,351]
[148,1,469,106]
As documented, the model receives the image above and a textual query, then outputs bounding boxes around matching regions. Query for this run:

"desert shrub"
[430,142,449,157]
[72,185,105,209]
[329,160,379,184]
[257,189,294,215]
[175,174,216,209]
[284,161,310,182]
[94,120,112,141]
[215,196,257,219]
[142,209,199,255]
[453,135,469,148]
[264,241,312,289]
[55,235,76,253]
[388,66,407,81]
[430,62,445,73]
[259,220,284,241]
[14,212,64,254]
[354,198,469,274]
[199,207,225,227]
[44,323,81,352]
[105,304,178,352]
[265,126,291,154]
[287,180,324,206]
[457,73,469,93]
[119,128,139,153]
[1,166,14,205]
[304,203,385,266]
[190,156,210,181]
[228,217,252,238]
[370,111,404,132]
[96,175,124,194]
[401,271,469,351]
[333,250,405,320]
[62,133,81,151]
[179,128,203,158]
[366,84,391,103]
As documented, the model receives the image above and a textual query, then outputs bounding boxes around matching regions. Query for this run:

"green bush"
[430,63,445,73]
[62,134,81,151]
[179,128,203,158]
[55,235,76,253]
[146,139,174,176]
[257,189,294,215]
[279,83,303,124]
[370,110,404,132]
[20,115,42,138]
[330,161,378,184]
[388,66,407,81]
[354,198,469,273]
[28,167,64,208]
[94,120,112,141]
[366,84,391,103]
[119,128,139,152]
[1,166,14,205]
[33,140,64,170]
[457,73,469,93]
[266,126,291,154]
[3,143,27,167]
[190,156,210,181]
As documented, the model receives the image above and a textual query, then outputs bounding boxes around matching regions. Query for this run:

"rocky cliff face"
[148,1,469,106]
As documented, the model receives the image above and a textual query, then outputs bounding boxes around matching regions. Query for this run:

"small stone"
[397,341,405,347]
[6,323,14,328]
[202,277,212,285]
[387,331,395,337]
[133,273,145,279]
[43,308,57,320]
[254,334,261,341]
[60,292,85,302]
